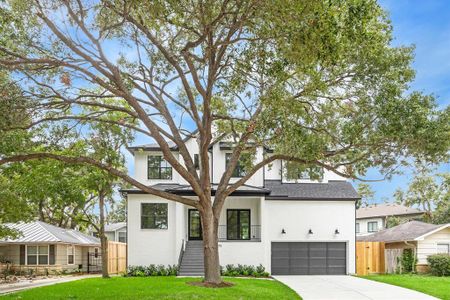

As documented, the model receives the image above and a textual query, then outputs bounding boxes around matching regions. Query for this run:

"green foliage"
[356,183,375,208]
[427,254,450,276]
[221,264,269,278]
[400,249,416,273]
[395,164,449,224]
[386,216,402,228]
[126,265,178,277]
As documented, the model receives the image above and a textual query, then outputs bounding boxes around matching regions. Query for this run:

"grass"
[1,276,301,300]
[361,274,450,300]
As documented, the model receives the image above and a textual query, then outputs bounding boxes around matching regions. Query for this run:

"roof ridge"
[35,221,61,242]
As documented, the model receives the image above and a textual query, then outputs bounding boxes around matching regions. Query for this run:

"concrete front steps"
[178,241,204,276]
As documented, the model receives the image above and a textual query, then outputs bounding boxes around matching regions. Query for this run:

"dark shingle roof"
[121,180,359,200]
[356,203,423,219]
[264,180,359,200]
[120,183,270,196]
[357,221,448,242]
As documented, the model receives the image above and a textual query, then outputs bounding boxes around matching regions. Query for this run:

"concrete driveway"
[0,274,100,295]
[273,275,438,300]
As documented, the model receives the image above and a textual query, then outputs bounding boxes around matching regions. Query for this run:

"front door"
[188,209,202,240]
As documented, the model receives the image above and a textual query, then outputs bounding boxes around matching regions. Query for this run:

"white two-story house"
[121,135,359,276]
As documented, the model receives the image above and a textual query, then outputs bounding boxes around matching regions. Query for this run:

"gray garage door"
[271,242,346,275]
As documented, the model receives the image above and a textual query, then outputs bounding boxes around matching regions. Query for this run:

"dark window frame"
[147,155,172,180]
[226,209,251,240]
[285,162,324,181]
[141,203,168,229]
[194,154,200,170]
[367,221,378,232]
[225,153,247,178]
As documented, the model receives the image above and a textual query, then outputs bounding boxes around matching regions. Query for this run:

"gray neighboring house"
[104,222,127,243]
[356,203,424,236]
[358,221,450,273]
[0,221,100,273]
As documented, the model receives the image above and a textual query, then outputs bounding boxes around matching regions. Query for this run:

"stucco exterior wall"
[264,200,356,274]
[127,194,179,266]
[127,193,356,274]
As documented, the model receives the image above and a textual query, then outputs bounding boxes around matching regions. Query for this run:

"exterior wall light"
[308,229,313,234]
[281,229,286,234]
[335,229,340,234]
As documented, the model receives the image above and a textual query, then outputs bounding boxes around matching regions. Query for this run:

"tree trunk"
[201,208,221,284]
[99,192,109,278]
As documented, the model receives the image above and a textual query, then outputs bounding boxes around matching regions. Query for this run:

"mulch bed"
[187,281,234,288]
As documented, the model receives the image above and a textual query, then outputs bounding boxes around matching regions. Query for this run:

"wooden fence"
[356,241,385,276]
[107,241,127,274]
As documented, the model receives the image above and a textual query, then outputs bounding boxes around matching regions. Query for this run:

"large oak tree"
[0,1,448,284]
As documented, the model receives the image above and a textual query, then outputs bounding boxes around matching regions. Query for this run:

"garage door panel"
[271,242,346,275]
[327,267,346,275]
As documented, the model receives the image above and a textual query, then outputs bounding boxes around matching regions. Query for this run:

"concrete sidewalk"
[0,274,100,295]
[274,275,438,300]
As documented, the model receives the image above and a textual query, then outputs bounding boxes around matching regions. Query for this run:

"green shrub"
[427,254,450,276]
[400,248,416,273]
[127,265,178,277]
[220,264,269,277]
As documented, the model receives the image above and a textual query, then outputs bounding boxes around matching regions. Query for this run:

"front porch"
[184,196,262,243]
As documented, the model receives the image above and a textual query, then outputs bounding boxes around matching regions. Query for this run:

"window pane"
[38,255,48,265]
[27,255,37,265]
[239,211,250,240]
[194,154,200,170]
[39,246,48,255]
[68,255,74,264]
[148,167,160,179]
[437,244,449,254]
[227,211,238,239]
[27,246,37,255]
[141,203,168,229]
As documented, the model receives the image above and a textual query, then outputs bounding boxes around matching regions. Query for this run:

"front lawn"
[1,276,301,300]
[361,274,450,300]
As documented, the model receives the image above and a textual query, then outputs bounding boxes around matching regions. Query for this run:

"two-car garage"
[271,242,347,275]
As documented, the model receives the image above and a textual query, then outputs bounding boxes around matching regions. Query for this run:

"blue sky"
[361,1,450,202]
[126,1,449,203]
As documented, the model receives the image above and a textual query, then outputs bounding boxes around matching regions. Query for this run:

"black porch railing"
[87,252,102,274]
[218,225,261,242]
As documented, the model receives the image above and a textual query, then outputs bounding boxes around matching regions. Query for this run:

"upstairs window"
[148,155,172,180]
[225,153,250,178]
[356,223,360,233]
[141,203,168,229]
[367,221,378,233]
[194,154,200,170]
[285,162,324,181]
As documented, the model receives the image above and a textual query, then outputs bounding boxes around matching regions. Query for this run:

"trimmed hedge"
[427,254,450,276]
[126,265,178,277]
[221,264,270,277]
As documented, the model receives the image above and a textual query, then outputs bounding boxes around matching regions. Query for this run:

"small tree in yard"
[0,1,449,284]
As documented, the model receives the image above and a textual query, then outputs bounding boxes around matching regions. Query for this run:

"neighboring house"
[120,134,360,276]
[104,222,127,243]
[0,221,100,273]
[356,203,423,236]
[358,221,450,273]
